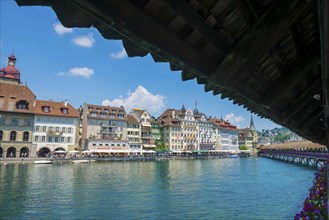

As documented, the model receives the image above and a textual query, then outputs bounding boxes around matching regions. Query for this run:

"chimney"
[64,100,67,106]
[172,110,175,119]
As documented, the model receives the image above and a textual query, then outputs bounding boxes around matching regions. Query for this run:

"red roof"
[0,65,20,80]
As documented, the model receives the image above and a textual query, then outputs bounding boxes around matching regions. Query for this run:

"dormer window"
[61,108,69,115]
[42,106,50,113]
[16,100,29,110]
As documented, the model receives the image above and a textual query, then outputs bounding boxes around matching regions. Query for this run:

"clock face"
[8,61,14,66]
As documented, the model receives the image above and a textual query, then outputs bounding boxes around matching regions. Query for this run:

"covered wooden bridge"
[16,0,329,147]
[258,141,328,168]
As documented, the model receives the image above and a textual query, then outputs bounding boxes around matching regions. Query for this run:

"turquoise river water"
[0,157,316,220]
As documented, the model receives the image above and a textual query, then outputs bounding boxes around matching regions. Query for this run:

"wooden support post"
[318,0,329,207]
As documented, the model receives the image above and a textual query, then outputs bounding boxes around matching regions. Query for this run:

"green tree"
[239,145,248,150]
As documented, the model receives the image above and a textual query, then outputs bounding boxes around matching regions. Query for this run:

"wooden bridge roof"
[258,141,327,150]
[16,0,329,146]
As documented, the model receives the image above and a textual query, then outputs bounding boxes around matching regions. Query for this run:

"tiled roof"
[127,114,139,124]
[210,117,237,130]
[0,82,36,114]
[34,100,79,118]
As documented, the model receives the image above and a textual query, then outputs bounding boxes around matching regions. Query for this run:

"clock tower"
[0,53,21,84]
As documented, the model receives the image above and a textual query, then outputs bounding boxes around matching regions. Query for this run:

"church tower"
[0,53,21,84]
[249,114,258,149]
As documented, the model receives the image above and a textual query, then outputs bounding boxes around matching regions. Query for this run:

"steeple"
[249,114,256,131]
[193,99,199,115]
[181,104,186,111]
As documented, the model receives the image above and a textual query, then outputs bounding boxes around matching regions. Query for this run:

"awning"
[143,144,156,148]
[54,150,66,153]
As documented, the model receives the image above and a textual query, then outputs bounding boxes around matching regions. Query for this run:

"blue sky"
[0,1,281,131]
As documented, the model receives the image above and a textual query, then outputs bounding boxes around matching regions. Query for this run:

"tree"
[239,145,248,150]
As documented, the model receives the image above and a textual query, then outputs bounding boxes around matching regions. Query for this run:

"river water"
[0,157,315,220]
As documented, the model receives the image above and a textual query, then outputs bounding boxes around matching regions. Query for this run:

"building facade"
[0,54,36,158]
[210,117,239,151]
[33,100,80,156]
[80,103,128,152]
[158,109,182,151]
[127,114,142,150]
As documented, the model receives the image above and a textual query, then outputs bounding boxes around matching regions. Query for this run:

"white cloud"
[53,23,73,35]
[72,33,95,48]
[224,113,245,125]
[57,67,94,78]
[102,85,166,114]
[110,47,127,59]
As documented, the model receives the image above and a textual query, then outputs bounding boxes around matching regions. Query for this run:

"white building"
[33,100,79,156]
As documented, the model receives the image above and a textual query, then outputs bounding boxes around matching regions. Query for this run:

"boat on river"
[230,154,239,158]
[34,160,52,164]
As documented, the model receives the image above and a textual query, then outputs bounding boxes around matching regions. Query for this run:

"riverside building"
[79,103,129,153]
[129,108,157,150]
[127,114,142,150]
[158,109,182,151]
[33,100,80,156]
[210,117,239,151]
[0,54,36,158]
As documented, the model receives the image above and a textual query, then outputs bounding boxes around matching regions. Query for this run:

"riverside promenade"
[0,151,251,164]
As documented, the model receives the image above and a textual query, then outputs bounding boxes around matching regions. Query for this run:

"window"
[60,137,65,142]
[54,137,59,143]
[55,127,60,132]
[23,131,29,141]
[34,136,39,142]
[0,130,3,140]
[35,126,40,132]
[0,116,4,125]
[67,137,72,143]
[68,128,72,133]
[24,119,31,126]
[91,112,97,117]
[16,100,29,110]
[11,118,18,126]
[10,131,16,141]
[61,108,68,115]
[110,114,115,118]
[62,127,66,133]
[41,136,46,142]
[42,106,50,113]
[48,136,53,142]
[42,126,47,132]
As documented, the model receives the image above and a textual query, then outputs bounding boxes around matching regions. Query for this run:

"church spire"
[249,114,256,131]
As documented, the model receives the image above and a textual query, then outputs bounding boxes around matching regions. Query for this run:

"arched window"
[10,131,16,141]
[23,131,29,141]
[0,130,3,141]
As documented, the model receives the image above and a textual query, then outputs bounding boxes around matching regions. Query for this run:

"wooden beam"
[320,0,329,146]
[280,77,322,119]
[210,0,310,87]
[67,0,218,79]
[164,0,231,54]
[261,50,320,106]
[233,0,258,25]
